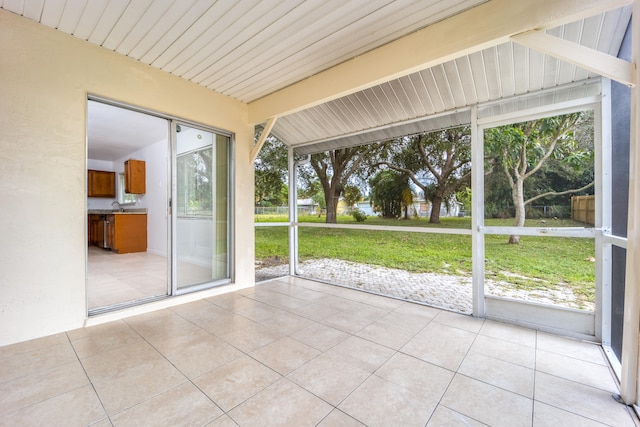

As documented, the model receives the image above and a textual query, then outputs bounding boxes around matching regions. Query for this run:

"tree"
[254,135,288,206]
[485,112,594,244]
[342,185,363,209]
[379,126,472,223]
[310,145,379,223]
[369,170,412,218]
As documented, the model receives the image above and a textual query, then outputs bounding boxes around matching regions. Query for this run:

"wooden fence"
[571,195,595,225]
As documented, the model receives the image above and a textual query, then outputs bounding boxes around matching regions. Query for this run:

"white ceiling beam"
[248,0,632,125]
[512,30,636,87]
[250,117,276,163]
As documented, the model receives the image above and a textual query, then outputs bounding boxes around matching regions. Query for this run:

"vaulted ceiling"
[1,0,633,155]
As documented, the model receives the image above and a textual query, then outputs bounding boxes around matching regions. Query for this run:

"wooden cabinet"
[124,159,145,194]
[88,170,116,197]
[105,216,115,250]
[110,214,147,254]
[88,214,104,246]
[88,213,147,254]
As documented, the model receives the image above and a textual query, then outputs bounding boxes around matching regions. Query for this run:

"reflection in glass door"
[174,124,230,292]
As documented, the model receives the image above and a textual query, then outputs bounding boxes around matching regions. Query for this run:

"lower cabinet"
[89,215,104,247]
[109,214,147,254]
[105,217,114,250]
[88,214,147,254]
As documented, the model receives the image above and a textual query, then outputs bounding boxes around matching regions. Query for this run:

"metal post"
[620,1,640,405]
[598,79,613,346]
[287,145,298,276]
[471,106,485,317]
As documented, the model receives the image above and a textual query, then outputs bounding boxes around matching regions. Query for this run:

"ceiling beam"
[512,30,636,87]
[247,0,632,125]
[250,117,276,163]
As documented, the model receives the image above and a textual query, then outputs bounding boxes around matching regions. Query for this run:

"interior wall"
[115,139,168,257]
[0,9,254,346]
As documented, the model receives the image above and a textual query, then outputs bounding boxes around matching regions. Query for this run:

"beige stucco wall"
[0,10,254,346]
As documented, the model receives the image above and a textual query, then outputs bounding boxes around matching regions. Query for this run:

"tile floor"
[1,276,637,426]
[87,247,168,310]
[87,247,215,311]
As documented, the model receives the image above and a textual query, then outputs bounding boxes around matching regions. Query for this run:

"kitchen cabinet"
[124,159,145,194]
[88,213,147,254]
[88,170,116,197]
[88,214,104,246]
[107,214,147,254]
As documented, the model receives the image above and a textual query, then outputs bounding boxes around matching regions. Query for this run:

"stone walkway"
[255,258,594,314]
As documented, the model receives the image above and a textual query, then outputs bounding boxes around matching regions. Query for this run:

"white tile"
[339,375,435,426]
[317,409,365,426]
[0,361,90,415]
[537,332,607,365]
[355,320,416,350]
[479,320,537,347]
[458,351,534,397]
[401,322,476,370]
[228,379,332,426]
[470,334,536,368]
[110,382,222,426]
[325,336,395,373]
[433,310,484,333]
[536,349,617,393]
[194,355,281,412]
[0,384,105,426]
[375,353,453,400]
[533,401,610,427]
[376,310,432,334]
[427,406,486,426]
[534,372,636,427]
[287,353,370,406]
[250,337,320,375]
[289,323,350,352]
[441,374,533,427]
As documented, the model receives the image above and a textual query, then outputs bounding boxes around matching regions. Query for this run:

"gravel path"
[256,258,594,314]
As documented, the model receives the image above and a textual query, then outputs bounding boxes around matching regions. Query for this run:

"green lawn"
[255,215,595,302]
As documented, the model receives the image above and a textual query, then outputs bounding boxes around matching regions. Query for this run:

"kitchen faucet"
[111,201,123,212]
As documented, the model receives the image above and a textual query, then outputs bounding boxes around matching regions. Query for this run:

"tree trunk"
[325,189,339,223]
[509,178,526,244]
[429,196,443,223]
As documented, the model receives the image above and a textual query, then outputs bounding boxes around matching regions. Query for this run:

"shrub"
[351,209,367,222]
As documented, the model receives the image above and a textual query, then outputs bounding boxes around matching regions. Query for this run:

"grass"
[255,215,595,303]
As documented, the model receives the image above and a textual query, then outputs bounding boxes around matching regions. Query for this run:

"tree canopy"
[485,111,594,243]
[378,126,471,223]
[254,135,288,207]
[309,145,379,223]
[369,169,413,219]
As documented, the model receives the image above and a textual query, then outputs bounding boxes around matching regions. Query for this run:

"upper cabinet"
[125,159,146,194]
[88,170,116,198]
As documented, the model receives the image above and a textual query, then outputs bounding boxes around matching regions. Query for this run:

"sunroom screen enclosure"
[273,85,606,334]
[254,6,635,399]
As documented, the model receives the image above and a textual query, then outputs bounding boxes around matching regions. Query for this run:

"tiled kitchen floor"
[87,247,216,311]
[1,277,637,426]
[87,247,168,310]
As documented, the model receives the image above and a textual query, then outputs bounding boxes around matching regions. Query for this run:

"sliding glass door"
[174,123,231,292]
[87,97,233,314]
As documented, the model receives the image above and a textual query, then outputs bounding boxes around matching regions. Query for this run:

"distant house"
[362,195,463,219]
[297,198,318,215]
[355,201,374,216]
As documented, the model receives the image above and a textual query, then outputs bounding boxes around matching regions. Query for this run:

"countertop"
[88,209,147,215]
